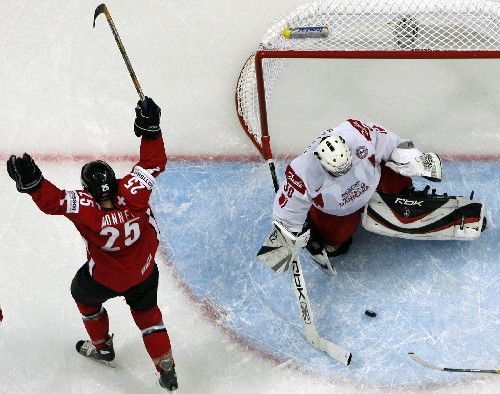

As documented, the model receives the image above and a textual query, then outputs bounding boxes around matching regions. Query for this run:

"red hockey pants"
[309,163,412,246]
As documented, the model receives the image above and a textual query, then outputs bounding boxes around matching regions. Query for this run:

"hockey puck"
[364,309,377,317]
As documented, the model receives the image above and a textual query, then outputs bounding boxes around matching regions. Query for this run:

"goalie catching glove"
[386,141,442,182]
[257,221,310,273]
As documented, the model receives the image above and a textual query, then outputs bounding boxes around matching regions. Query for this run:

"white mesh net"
[235,0,500,154]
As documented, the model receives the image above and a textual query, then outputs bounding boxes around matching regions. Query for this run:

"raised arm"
[6,153,69,216]
[133,96,167,176]
[7,154,43,194]
[354,120,442,182]
[120,97,168,210]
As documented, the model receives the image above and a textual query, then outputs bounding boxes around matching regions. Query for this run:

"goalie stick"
[93,4,146,102]
[291,250,352,365]
[268,182,351,364]
[409,352,499,374]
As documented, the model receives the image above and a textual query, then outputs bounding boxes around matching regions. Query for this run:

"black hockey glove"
[6,153,43,193]
[134,96,161,139]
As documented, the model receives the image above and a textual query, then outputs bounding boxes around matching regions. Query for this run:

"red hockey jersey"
[30,136,167,292]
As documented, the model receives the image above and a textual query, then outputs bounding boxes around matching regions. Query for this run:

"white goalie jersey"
[273,119,428,232]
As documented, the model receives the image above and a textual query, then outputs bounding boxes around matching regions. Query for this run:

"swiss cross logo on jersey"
[117,195,126,206]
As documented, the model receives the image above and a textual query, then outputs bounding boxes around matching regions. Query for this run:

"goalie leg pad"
[362,190,484,240]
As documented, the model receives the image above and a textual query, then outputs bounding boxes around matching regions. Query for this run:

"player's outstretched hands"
[6,153,43,193]
[134,96,161,139]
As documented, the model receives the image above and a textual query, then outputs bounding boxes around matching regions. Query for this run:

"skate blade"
[309,256,337,277]
[78,353,117,368]
[93,359,116,368]
[325,264,337,276]
[320,264,337,277]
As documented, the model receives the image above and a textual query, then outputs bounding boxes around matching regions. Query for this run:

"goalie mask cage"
[235,0,500,189]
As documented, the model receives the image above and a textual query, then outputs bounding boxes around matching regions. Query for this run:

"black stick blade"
[93,4,107,28]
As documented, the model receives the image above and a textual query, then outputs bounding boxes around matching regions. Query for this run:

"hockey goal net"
[235,0,500,187]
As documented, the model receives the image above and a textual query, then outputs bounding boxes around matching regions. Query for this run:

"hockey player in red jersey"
[6,97,178,391]
[258,119,485,276]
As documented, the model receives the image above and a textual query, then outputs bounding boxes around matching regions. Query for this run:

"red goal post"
[235,0,500,190]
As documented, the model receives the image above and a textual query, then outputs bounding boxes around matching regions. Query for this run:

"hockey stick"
[93,4,145,102]
[270,188,351,364]
[409,353,499,374]
[291,250,352,365]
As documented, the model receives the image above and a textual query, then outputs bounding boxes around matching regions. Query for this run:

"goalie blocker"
[257,221,310,273]
[362,187,486,241]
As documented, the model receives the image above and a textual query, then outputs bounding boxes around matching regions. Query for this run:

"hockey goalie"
[258,119,486,276]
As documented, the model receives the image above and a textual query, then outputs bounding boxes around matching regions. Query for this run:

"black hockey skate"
[306,238,335,275]
[159,358,178,391]
[402,185,444,198]
[76,334,115,365]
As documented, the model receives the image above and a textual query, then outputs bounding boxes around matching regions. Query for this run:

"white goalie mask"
[313,135,352,177]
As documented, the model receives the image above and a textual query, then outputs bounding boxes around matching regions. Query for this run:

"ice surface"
[1,160,498,393]
[0,1,499,392]
[152,160,499,392]
[0,162,349,394]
